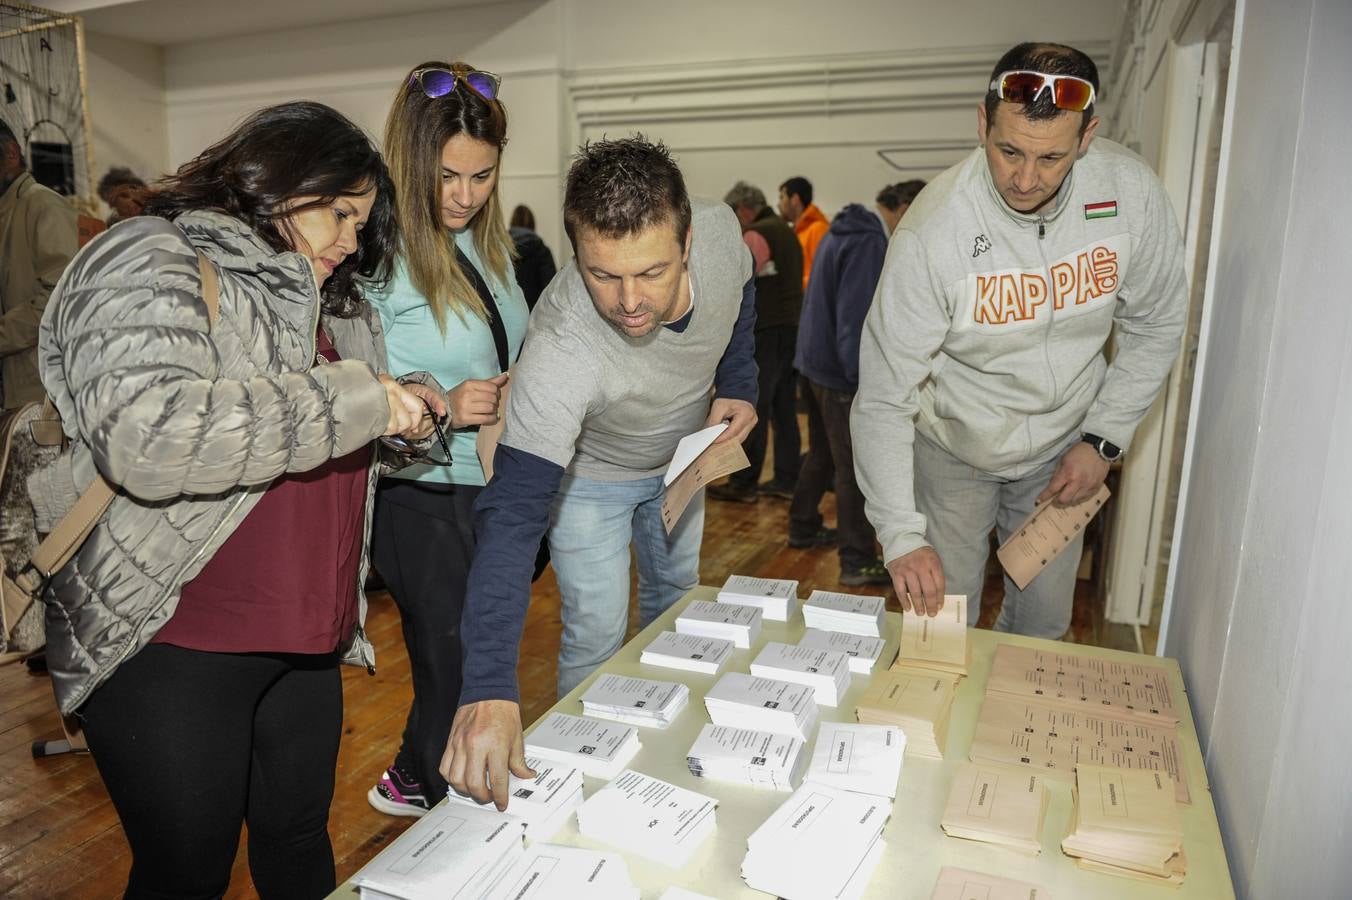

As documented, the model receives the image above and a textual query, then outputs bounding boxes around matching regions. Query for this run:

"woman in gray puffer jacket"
[35,101,442,900]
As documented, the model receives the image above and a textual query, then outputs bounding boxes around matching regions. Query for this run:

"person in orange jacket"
[778,176,829,290]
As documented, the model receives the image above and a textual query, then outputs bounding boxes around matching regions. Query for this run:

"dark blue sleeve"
[713,276,759,403]
[837,236,888,390]
[459,444,564,705]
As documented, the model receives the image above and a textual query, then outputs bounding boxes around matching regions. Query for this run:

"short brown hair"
[563,136,690,250]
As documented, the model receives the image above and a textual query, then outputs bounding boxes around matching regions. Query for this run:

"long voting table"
[334,585,1235,899]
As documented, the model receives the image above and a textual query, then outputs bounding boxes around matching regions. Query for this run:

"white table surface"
[335,585,1235,899]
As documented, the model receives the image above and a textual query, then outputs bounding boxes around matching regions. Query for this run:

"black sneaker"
[758,480,796,500]
[839,561,892,587]
[708,482,759,503]
[788,527,838,548]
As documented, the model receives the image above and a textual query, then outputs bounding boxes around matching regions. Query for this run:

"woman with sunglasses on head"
[35,100,443,899]
[365,61,529,817]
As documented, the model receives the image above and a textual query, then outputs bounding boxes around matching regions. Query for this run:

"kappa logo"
[974,244,1119,325]
[972,234,992,257]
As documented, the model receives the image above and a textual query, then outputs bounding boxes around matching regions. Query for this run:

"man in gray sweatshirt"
[853,42,1186,638]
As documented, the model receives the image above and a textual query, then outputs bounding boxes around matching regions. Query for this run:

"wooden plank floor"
[0,473,1134,898]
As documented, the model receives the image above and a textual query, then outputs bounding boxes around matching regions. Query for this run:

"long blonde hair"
[384,61,513,329]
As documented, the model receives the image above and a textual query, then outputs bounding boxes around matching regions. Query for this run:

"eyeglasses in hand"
[379,398,452,467]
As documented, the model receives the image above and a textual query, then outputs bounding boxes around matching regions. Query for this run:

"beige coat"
[0,172,77,408]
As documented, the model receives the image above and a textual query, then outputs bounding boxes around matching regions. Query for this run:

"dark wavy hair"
[145,101,395,318]
[563,135,690,250]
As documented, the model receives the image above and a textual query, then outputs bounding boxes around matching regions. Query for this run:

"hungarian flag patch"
[1085,200,1117,220]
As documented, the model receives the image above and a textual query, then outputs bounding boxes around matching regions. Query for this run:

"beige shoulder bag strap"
[18,252,220,592]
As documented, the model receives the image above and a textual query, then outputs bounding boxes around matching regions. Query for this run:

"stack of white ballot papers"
[806,722,906,800]
[742,782,890,900]
[675,599,762,648]
[802,590,886,637]
[479,843,640,900]
[705,672,820,740]
[854,670,953,758]
[940,763,1047,856]
[685,723,807,791]
[640,630,735,675]
[717,574,799,621]
[580,674,688,729]
[445,758,583,842]
[750,642,852,707]
[575,769,718,867]
[524,712,640,779]
[799,628,893,675]
[353,803,524,900]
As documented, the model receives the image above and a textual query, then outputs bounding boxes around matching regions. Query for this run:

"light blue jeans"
[913,432,1083,639]
[548,472,704,697]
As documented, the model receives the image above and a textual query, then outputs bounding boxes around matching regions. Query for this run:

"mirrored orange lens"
[1052,79,1093,111]
[1000,73,1046,104]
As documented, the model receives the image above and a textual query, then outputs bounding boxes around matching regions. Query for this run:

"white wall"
[148,0,1123,256]
[84,31,167,208]
[1164,0,1352,896]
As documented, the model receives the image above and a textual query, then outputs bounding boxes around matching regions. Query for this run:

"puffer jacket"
[34,210,392,714]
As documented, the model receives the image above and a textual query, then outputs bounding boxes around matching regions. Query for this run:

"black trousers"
[80,643,343,900]
[789,379,879,569]
[734,323,802,489]
[370,478,479,799]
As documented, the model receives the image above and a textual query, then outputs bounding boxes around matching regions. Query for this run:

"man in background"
[0,117,77,409]
[779,175,829,290]
[790,180,925,585]
[710,181,804,504]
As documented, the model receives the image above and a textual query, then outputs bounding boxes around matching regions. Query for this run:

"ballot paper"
[661,427,750,533]
[1062,764,1185,884]
[969,693,1190,804]
[996,484,1110,589]
[686,723,807,791]
[580,674,689,729]
[705,672,820,740]
[717,574,800,622]
[575,769,718,868]
[640,630,735,675]
[445,757,583,842]
[940,763,1048,856]
[352,803,525,900]
[984,643,1180,725]
[854,669,953,758]
[806,722,905,800]
[929,867,1052,900]
[802,590,886,637]
[742,782,890,900]
[524,712,641,780]
[893,595,969,679]
[479,843,640,900]
[799,628,894,675]
[675,599,763,649]
[750,642,852,707]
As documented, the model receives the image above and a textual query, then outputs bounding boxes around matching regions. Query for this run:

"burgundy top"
[153,328,369,655]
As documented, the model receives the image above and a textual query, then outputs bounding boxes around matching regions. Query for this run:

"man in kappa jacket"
[853,42,1187,638]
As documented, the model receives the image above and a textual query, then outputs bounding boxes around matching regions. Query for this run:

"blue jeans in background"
[548,471,704,697]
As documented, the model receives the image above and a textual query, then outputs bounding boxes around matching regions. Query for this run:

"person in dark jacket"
[788,179,925,585]
[509,203,557,309]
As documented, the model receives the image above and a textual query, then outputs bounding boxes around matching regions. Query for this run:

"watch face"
[1100,440,1122,461]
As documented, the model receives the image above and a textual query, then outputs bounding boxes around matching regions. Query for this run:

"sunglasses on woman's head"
[410,67,501,101]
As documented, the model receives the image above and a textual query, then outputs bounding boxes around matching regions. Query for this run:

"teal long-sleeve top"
[369,229,530,486]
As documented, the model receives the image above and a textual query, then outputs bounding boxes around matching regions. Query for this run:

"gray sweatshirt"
[852,138,1187,563]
